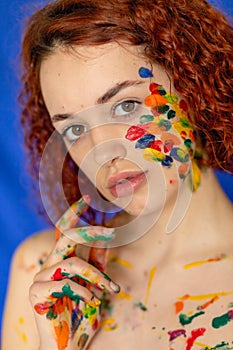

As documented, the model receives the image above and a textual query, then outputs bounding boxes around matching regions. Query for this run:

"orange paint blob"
[174,301,184,314]
[144,94,167,107]
[54,320,70,350]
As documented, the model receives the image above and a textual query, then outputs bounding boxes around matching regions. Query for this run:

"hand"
[29,196,120,350]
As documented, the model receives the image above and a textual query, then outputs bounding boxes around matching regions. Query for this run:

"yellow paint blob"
[178,291,233,301]
[145,266,157,306]
[109,253,133,269]
[117,290,132,300]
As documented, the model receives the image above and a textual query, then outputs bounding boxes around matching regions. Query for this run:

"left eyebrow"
[51,80,144,123]
[96,80,145,104]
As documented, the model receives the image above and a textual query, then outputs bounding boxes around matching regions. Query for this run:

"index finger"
[55,195,91,241]
[43,226,115,269]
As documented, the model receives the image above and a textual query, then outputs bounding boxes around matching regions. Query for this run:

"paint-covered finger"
[34,256,120,294]
[55,195,91,240]
[88,247,108,272]
[63,226,116,245]
[30,279,100,311]
[43,226,115,268]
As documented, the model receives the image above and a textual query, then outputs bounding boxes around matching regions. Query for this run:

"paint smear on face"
[54,320,69,350]
[185,328,206,350]
[125,74,201,190]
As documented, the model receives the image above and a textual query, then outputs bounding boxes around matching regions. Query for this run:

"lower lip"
[109,173,147,198]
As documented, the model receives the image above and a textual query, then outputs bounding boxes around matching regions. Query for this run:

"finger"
[30,279,100,310]
[55,195,91,241]
[34,256,120,294]
[88,247,108,272]
[44,226,115,268]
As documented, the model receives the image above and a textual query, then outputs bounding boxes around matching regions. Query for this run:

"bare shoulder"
[2,229,55,350]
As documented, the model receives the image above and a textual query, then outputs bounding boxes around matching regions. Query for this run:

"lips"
[107,170,148,198]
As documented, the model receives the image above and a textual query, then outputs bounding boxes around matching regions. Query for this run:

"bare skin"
[2,44,233,349]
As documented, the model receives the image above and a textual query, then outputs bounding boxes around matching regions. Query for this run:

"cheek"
[125,83,196,182]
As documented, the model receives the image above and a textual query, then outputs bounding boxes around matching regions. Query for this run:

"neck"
[116,170,233,267]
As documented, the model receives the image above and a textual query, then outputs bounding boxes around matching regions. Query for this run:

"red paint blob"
[34,302,51,315]
[52,268,64,281]
[125,125,146,141]
[186,328,206,350]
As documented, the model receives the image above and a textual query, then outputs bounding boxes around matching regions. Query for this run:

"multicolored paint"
[125,67,201,190]
[34,282,100,350]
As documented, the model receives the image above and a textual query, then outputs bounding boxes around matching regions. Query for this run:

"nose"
[93,140,127,165]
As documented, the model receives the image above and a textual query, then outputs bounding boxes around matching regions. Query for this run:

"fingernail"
[110,281,121,293]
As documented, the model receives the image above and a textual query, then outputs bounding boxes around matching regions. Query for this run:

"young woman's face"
[40,44,196,224]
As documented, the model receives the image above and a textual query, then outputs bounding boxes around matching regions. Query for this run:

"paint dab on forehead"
[138,67,154,78]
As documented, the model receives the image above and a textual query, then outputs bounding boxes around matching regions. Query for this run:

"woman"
[2,0,233,349]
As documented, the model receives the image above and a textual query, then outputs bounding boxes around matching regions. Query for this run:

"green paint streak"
[46,308,58,320]
[203,341,231,350]
[179,310,205,325]
[212,311,233,329]
[52,283,82,304]
[83,304,97,319]
[135,302,147,311]
[77,228,114,242]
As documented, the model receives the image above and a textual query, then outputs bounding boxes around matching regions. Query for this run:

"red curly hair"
[20,0,233,221]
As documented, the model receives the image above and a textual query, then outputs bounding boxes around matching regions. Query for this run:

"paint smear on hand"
[54,320,69,350]
[186,328,206,350]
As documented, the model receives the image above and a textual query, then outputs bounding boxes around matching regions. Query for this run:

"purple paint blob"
[168,329,186,341]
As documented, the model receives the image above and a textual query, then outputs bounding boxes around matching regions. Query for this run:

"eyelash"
[61,124,88,143]
[111,99,142,121]
[60,98,143,143]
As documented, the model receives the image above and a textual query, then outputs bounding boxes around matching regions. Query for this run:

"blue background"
[0,0,232,334]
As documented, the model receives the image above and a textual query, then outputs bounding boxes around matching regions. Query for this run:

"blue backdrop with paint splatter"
[0,0,232,336]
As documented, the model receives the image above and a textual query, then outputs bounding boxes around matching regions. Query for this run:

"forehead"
[39,43,169,116]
